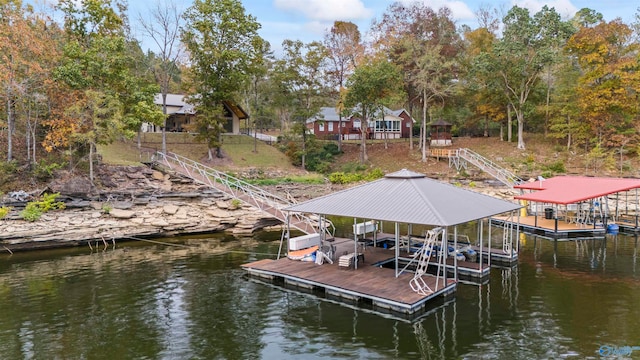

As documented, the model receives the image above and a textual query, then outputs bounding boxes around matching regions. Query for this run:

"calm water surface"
[1,232,639,359]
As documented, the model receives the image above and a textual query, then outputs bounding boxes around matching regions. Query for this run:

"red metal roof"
[514,176,640,204]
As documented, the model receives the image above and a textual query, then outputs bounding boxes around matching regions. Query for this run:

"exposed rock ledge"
[0,193,284,252]
[0,166,285,252]
[0,165,519,253]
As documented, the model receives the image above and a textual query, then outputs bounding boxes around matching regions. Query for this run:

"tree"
[53,0,162,181]
[344,57,405,163]
[463,27,505,139]
[324,21,363,151]
[0,1,57,163]
[139,0,184,154]
[565,19,640,151]
[181,0,264,160]
[493,6,571,150]
[371,3,461,152]
[271,40,328,169]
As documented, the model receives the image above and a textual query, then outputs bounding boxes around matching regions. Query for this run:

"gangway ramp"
[429,148,523,188]
[153,152,331,236]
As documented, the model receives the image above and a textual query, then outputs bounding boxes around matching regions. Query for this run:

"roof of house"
[514,176,640,205]
[154,94,195,115]
[285,169,521,226]
[306,106,414,124]
[153,94,248,119]
[222,101,249,120]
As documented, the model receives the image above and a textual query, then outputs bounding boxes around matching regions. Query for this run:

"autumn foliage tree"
[0,1,61,164]
[566,19,640,149]
[324,21,363,151]
[52,0,162,181]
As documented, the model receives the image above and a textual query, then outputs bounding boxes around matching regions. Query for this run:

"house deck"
[241,244,456,315]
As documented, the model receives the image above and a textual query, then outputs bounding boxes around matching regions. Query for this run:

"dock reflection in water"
[0,232,639,359]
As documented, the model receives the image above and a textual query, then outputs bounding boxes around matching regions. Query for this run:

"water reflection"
[1,232,640,358]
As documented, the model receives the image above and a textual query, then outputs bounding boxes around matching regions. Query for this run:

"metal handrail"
[456,148,523,188]
[153,151,334,236]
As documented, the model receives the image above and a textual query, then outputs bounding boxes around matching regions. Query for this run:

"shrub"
[20,202,43,222]
[328,168,383,184]
[33,160,65,181]
[19,193,65,222]
[102,203,113,214]
[364,168,384,181]
[0,206,11,219]
[546,161,566,174]
[230,198,243,209]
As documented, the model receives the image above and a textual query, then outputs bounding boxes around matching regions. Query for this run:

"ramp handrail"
[153,151,334,236]
[456,148,523,188]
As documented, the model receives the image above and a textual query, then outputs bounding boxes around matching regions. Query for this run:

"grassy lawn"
[98,132,296,171]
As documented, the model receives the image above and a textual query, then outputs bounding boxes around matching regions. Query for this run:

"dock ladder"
[153,151,334,237]
[408,227,444,295]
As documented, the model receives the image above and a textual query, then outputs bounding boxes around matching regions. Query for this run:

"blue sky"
[240,0,637,48]
[128,1,637,54]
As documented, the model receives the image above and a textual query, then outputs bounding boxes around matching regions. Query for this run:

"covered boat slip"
[241,169,522,316]
[242,238,457,314]
[501,176,640,238]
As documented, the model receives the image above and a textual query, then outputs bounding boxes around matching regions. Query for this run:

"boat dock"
[375,234,516,278]
[242,240,456,315]
[492,215,606,239]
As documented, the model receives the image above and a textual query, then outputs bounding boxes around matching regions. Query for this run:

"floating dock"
[492,215,606,239]
[241,244,456,315]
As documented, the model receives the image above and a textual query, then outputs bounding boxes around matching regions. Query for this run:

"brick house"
[306,106,415,140]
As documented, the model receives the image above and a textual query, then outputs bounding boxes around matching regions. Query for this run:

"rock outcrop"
[0,165,285,252]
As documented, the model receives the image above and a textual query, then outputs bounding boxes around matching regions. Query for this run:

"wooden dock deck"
[241,245,456,315]
[492,215,606,238]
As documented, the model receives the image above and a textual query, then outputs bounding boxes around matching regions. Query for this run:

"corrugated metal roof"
[285,169,521,226]
[515,176,640,204]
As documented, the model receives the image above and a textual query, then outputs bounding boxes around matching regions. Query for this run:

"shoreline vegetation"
[2,132,627,254]
[0,160,518,253]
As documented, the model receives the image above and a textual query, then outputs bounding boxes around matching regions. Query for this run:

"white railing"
[456,148,523,188]
[153,151,334,236]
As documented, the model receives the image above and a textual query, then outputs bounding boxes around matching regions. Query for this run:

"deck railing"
[153,151,334,236]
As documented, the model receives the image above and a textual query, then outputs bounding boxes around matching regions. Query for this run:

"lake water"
[1,231,639,359]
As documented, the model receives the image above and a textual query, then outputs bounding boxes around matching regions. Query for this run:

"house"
[143,94,248,134]
[306,106,415,140]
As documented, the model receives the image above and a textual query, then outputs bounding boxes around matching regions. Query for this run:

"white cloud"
[274,0,373,21]
[512,0,579,18]
[398,0,476,21]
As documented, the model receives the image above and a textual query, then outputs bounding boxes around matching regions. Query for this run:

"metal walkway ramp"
[431,148,523,188]
[153,152,332,236]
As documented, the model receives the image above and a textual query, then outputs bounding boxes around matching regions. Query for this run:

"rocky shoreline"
[0,165,519,253]
[0,165,286,253]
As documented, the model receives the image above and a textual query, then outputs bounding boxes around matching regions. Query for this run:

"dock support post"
[395,222,400,278]
[353,218,358,269]
[454,226,458,282]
